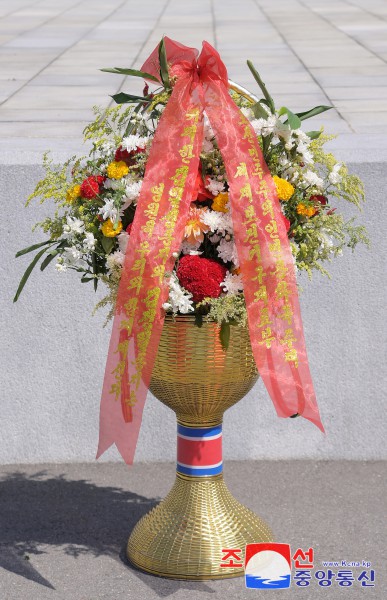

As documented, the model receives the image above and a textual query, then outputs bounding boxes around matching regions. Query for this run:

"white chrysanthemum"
[122,180,142,209]
[220,272,244,294]
[200,210,233,236]
[180,240,202,255]
[251,114,278,137]
[83,232,96,251]
[164,273,194,314]
[328,163,342,185]
[294,129,310,144]
[199,210,224,233]
[205,178,225,196]
[121,134,148,153]
[297,142,314,164]
[250,118,267,136]
[217,213,234,235]
[60,247,82,269]
[303,170,324,189]
[217,238,239,266]
[99,141,115,153]
[106,250,125,271]
[99,198,118,222]
[63,216,85,238]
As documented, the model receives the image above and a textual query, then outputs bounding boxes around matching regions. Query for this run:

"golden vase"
[127,315,273,579]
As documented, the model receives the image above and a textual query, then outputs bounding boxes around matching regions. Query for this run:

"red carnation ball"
[177,255,227,303]
[80,176,100,199]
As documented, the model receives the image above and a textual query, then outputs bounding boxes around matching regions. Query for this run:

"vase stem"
[177,422,223,477]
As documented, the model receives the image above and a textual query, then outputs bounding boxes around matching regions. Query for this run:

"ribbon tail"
[203,77,324,432]
[97,76,204,465]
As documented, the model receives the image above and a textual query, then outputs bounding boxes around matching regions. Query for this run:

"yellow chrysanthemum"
[106,161,129,180]
[101,219,123,237]
[297,203,317,217]
[211,192,229,213]
[273,175,295,201]
[66,184,81,203]
[184,206,209,244]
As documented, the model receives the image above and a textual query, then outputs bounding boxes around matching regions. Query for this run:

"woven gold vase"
[127,315,273,579]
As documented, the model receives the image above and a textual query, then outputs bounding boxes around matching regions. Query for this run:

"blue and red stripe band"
[177,423,223,477]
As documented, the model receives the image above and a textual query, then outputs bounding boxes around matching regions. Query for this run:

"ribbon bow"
[97,38,324,465]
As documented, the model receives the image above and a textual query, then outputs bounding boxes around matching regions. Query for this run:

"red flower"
[80,176,100,199]
[177,255,227,303]
[193,170,214,202]
[281,213,291,232]
[310,194,328,206]
[115,145,145,165]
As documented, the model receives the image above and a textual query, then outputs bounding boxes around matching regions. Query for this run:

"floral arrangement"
[15,51,368,343]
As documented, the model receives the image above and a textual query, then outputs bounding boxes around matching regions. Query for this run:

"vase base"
[127,473,273,580]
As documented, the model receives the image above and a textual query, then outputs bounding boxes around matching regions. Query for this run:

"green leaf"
[158,37,171,89]
[81,275,95,283]
[13,246,49,302]
[101,237,115,254]
[111,92,148,105]
[246,60,275,114]
[306,130,322,140]
[279,106,302,130]
[91,252,99,292]
[195,313,203,328]
[100,67,159,82]
[40,249,61,271]
[219,322,231,351]
[124,102,143,137]
[15,239,54,258]
[252,101,269,119]
[295,105,332,121]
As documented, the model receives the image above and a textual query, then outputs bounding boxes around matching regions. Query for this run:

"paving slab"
[0,461,385,599]
[0,0,386,161]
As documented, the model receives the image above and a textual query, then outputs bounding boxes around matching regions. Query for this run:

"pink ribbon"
[97,38,324,465]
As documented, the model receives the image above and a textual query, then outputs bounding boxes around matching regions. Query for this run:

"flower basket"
[14,36,368,579]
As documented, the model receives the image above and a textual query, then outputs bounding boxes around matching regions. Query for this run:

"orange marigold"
[211,192,229,213]
[297,203,317,217]
[101,219,123,237]
[273,175,295,201]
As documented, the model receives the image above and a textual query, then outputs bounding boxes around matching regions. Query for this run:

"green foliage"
[197,294,247,327]
[26,152,74,207]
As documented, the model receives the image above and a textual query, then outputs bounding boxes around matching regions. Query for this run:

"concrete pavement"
[0,461,385,599]
[0,0,387,162]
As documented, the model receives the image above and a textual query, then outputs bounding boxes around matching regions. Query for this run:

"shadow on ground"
[0,471,215,596]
